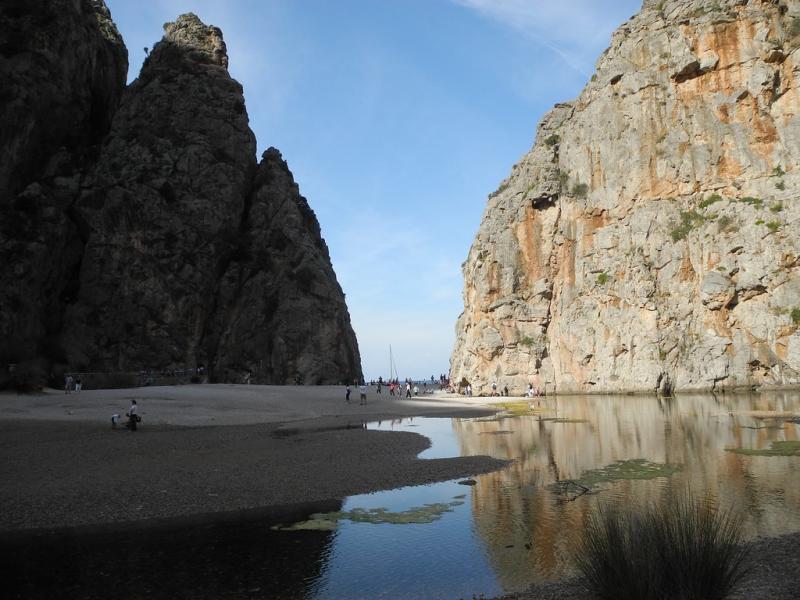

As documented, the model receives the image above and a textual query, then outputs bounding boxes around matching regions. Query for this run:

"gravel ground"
[0,385,507,531]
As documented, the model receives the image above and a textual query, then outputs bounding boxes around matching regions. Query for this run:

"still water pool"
[6,391,800,599]
[301,391,800,598]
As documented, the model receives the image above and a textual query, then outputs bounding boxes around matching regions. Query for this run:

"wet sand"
[0,384,507,531]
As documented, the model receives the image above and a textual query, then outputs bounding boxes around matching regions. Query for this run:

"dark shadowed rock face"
[65,13,257,372]
[0,0,127,374]
[210,148,362,385]
[0,7,362,386]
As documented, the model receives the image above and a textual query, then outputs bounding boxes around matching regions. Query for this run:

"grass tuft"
[574,494,751,600]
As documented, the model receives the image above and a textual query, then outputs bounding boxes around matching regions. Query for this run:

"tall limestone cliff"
[451,0,800,394]
[1,5,361,386]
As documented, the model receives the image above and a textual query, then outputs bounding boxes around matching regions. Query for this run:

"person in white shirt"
[359,383,367,405]
[127,400,139,431]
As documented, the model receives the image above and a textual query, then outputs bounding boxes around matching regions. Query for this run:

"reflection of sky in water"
[311,418,501,599]
[310,393,800,598]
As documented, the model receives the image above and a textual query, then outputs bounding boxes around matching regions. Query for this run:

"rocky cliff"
[451,0,800,394]
[0,3,361,386]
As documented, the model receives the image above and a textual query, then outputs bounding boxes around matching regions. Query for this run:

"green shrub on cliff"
[699,194,722,209]
[791,308,800,325]
[572,182,589,198]
[670,210,705,241]
[740,196,762,207]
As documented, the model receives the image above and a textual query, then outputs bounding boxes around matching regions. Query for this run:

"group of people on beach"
[458,380,544,397]
[63,374,82,393]
[110,399,140,431]
[345,375,450,405]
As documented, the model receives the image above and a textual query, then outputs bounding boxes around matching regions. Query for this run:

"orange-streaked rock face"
[451,0,800,395]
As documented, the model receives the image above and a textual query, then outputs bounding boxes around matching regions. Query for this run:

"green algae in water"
[576,459,682,487]
[539,417,589,424]
[273,499,466,531]
[495,402,545,416]
[726,441,800,457]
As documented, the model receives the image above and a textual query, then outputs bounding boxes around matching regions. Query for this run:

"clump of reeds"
[574,494,751,600]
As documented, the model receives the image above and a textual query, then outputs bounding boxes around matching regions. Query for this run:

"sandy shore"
[0,384,508,531]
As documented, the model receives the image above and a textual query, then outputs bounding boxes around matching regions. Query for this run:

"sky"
[105,0,641,381]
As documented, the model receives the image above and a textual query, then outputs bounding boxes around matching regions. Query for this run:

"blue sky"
[105,0,641,380]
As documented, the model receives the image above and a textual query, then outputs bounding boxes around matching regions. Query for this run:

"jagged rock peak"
[150,13,229,69]
[0,1,363,388]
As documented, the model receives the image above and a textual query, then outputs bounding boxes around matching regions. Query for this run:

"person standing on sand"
[491,381,498,397]
[359,383,367,405]
[127,400,138,431]
[64,374,73,394]
[405,382,412,398]
[345,384,351,403]
[75,377,82,393]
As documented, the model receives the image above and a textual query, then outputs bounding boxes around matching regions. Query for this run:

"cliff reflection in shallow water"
[454,392,800,592]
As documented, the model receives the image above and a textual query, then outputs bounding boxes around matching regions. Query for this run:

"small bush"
[572,182,589,198]
[574,494,750,600]
[596,272,610,285]
[544,134,560,146]
[717,215,735,233]
[791,308,800,325]
[767,221,781,232]
[770,203,783,213]
[791,17,800,37]
[558,170,569,187]
[772,166,785,177]
[699,193,722,209]
[755,219,765,225]
[670,210,705,241]
[519,336,534,347]
[775,180,785,191]
[740,196,762,207]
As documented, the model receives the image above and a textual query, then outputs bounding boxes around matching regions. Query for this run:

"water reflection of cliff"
[453,392,800,592]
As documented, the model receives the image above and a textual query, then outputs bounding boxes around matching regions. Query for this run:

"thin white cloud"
[451,0,638,76]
